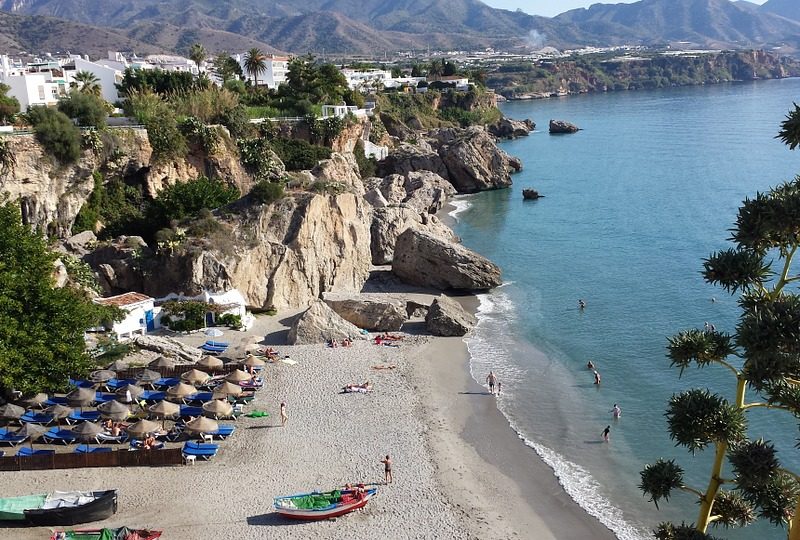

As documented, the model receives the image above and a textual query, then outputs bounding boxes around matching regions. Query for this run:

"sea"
[450,78,800,540]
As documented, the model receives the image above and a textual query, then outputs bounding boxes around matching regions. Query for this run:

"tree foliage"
[243,48,267,87]
[71,71,102,97]
[0,199,120,395]
[146,176,239,231]
[117,68,198,97]
[212,51,243,83]
[0,83,20,124]
[640,105,800,538]
[26,106,82,164]
[58,91,108,128]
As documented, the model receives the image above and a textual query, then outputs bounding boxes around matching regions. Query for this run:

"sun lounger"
[95,432,129,444]
[141,390,166,402]
[69,378,95,388]
[199,345,227,354]
[94,393,117,403]
[206,425,235,440]
[17,447,55,457]
[75,444,112,453]
[179,405,203,418]
[104,378,137,391]
[205,340,230,348]
[42,428,77,445]
[43,396,69,406]
[185,392,213,404]
[20,412,55,425]
[0,432,27,446]
[154,378,180,389]
[66,410,101,424]
[182,441,219,461]
[129,439,165,450]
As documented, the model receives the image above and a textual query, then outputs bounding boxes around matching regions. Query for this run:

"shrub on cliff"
[26,106,81,164]
[0,83,20,124]
[269,137,331,171]
[147,176,239,230]
[57,92,108,128]
[250,180,285,204]
[354,140,377,178]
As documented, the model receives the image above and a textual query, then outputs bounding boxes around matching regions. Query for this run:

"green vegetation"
[179,116,219,154]
[250,180,285,204]
[354,140,377,178]
[211,51,243,84]
[57,92,108,128]
[188,42,206,69]
[71,71,102,97]
[61,254,101,293]
[117,68,201,96]
[161,300,218,332]
[0,198,120,395]
[237,137,282,180]
[243,48,267,87]
[26,106,82,164]
[72,172,145,237]
[0,83,20,124]
[145,176,239,231]
[639,107,800,539]
[269,137,331,171]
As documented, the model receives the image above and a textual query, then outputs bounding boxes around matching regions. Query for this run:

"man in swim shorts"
[486,371,498,394]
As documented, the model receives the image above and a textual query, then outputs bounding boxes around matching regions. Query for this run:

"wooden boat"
[49,526,162,540]
[273,487,377,520]
[0,490,117,525]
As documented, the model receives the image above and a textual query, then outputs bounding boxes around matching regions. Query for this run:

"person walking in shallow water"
[279,401,287,427]
[381,455,393,484]
[578,299,586,310]
[610,404,621,419]
[486,371,498,394]
[602,425,611,442]
[593,370,601,385]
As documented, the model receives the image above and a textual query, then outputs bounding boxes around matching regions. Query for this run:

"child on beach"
[602,425,611,442]
[381,455,393,484]
[280,402,287,427]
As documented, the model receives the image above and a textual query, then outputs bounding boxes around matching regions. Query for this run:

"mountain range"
[0,0,799,56]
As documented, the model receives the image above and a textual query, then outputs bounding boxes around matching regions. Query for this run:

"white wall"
[73,57,122,103]
[112,300,157,340]
[2,73,61,109]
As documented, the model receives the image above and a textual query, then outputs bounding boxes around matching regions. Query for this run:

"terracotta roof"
[95,292,153,307]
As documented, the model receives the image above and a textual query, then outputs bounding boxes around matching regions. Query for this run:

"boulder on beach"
[133,335,202,363]
[392,229,502,291]
[371,206,457,265]
[425,296,477,337]
[549,120,580,134]
[522,188,544,200]
[323,293,407,332]
[287,299,364,345]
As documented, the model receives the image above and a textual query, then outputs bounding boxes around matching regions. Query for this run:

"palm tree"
[72,71,101,97]
[189,43,207,72]
[427,59,444,79]
[243,48,267,88]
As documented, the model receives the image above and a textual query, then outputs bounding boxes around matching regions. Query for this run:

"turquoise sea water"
[452,79,800,539]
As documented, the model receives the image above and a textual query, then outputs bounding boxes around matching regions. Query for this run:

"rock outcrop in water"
[392,228,502,291]
[549,120,580,134]
[488,117,535,139]
[425,296,477,337]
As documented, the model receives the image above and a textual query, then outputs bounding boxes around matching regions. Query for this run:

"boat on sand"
[274,487,377,520]
[0,490,117,525]
[49,527,162,540]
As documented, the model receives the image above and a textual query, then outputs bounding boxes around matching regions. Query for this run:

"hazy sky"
[482,0,768,18]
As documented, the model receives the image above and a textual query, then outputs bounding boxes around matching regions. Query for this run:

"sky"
[482,0,768,18]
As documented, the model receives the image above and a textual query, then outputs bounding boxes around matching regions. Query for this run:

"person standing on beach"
[486,371,498,394]
[593,370,601,385]
[279,401,287,427]
[611,404,621,419]
[381,455,393,484]
[602,425,611,442]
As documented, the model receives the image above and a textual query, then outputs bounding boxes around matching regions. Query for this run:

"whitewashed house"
[263,55,289,89]
[0,55,67,108]
[341,68,392,90]
[155,289,253,330]
[94,292,159,341]
[66,57,124,103]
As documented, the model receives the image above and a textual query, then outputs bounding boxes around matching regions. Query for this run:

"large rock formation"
[371,206,456,265]
[323,292,406,331]
[287,299,364,344]
[365,171,456,214]
[311,152,365,195]
[549,120,580,134]
[133,334,202,363]
[85,192,373,310]
[488,117,535,139]
[425,296,477,337]
[378,127,521,194]
[392,229,502,290]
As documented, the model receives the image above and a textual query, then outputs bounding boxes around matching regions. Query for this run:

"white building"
[0,55,68,109]
[155,289,253,330]
[95,292,159,341]
[145,54,198,75]
[235,54,289,89]
[66,57,124,104]
[428,75,470,90]
[341,68,392,90]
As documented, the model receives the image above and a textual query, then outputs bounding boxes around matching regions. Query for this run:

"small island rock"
[522,189,543,200]
[425,296,478,337]
[549,120,580,134]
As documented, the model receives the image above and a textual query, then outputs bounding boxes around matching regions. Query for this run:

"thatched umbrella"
[0,403,25,422]
[126,419,161,439]
[98,400,130,421]
[196,356,223,371]
[166,383,196,401]
[45,404,73,426]
[71,421,103,448]
[149,356,176,369]
[202,399,233,419]
[22,393,48,409]
[212,381,243,397]
[16,423,46,449]
[90,369,116,383]
[184,416,218,436]
[115,384,144,404]
[181,369,210,385]
[242,356,266,369]
[148,400,180,428]
[136,369,162,385]
[106,360,129,372]
[66,387,97,408]
[225,369,252,383]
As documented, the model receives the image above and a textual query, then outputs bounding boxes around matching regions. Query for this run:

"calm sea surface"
[452,79,800,539]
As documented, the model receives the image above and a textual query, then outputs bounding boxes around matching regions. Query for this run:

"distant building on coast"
[94,292,158,341]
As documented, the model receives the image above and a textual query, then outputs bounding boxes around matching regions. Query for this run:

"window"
[38,85,45,101]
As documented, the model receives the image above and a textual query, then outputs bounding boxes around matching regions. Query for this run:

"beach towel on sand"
[244,410,269,418]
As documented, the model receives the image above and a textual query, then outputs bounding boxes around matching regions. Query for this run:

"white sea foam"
[464,289,649,540]
[447,198,471,222]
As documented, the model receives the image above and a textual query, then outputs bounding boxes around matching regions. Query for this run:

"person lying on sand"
[381,333,403,341]
[342,381,373,394]
[371,364,397,370]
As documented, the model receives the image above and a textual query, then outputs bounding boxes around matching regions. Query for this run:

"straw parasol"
[202,399,233,419]
[196,356,223,371]
[45,404,73,427]
[71,421,103,444]
[16,423,47,448]
[225,369,252,383]
[126,419,162,439]
[66,387,97,408]
[136,369,162,385]
[115,384,144,403]
[22,393,48,409]
[166,383,197,400]
[148,400,180,428]
[90,369,116,383]
[149,356,176,369]
[181,369,210,385]
[98,400,130,421]
[212,381,243,397]
[184,416,218,435]
[242,356,266,369]
[106,360,129,372]
[0,403,25,421]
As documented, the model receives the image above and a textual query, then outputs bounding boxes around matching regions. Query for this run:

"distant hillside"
[760,0,800,22]
[2,0,800,54]
[126,22,283,57]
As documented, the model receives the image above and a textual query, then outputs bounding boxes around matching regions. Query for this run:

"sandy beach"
[1,300,616,540]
